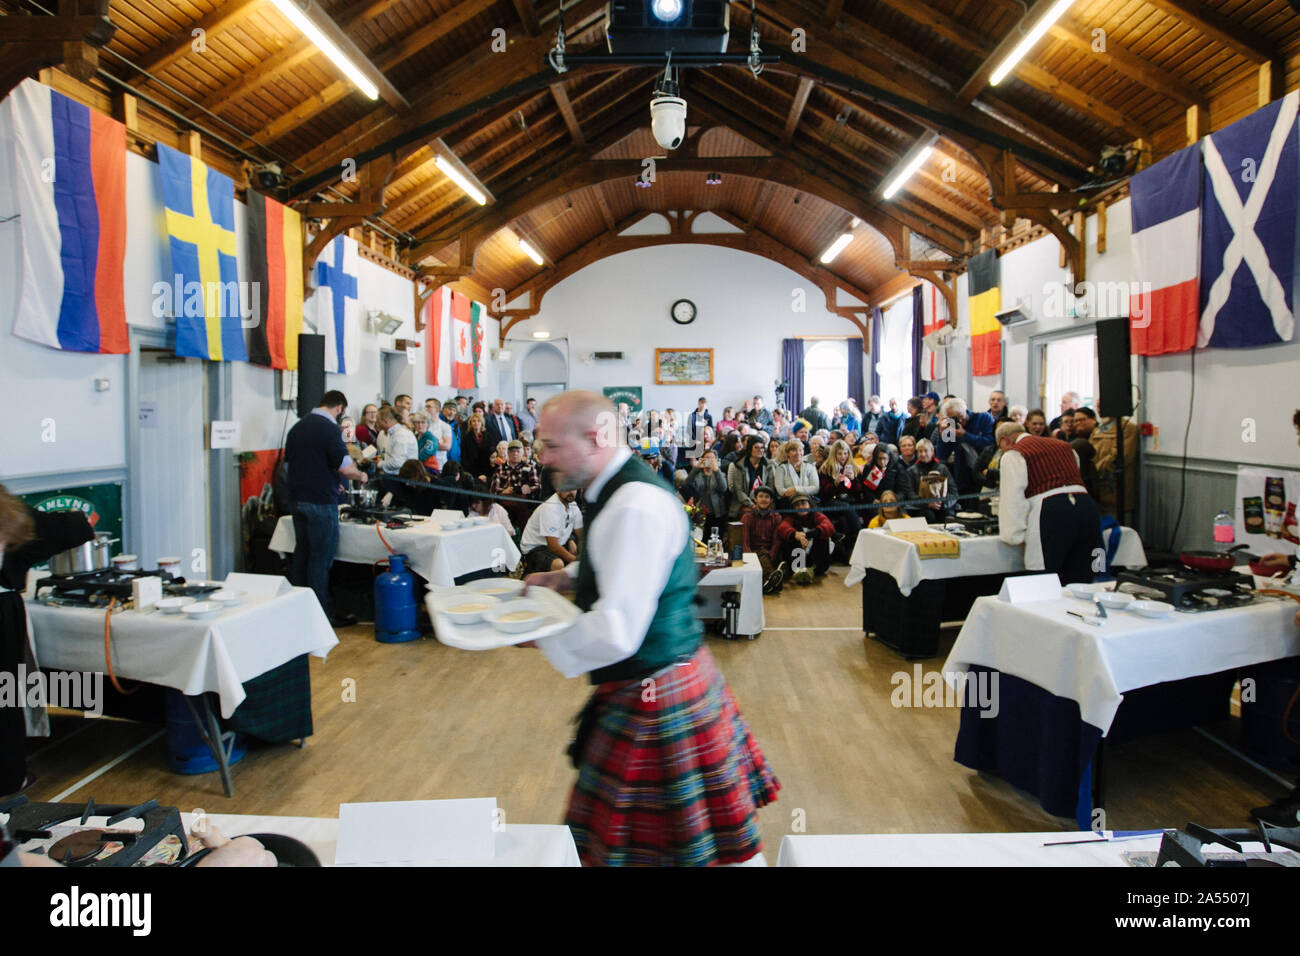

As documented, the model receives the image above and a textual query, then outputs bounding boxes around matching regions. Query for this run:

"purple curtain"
[911,285,925,396]
[847,338,864,409]
[781,338,804,415]
[868,307,884,399]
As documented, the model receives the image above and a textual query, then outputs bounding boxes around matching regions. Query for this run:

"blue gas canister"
[374,553,421,643]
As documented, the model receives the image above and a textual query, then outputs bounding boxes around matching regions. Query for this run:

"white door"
[1042,333,1098,416]
[137,353,208,573]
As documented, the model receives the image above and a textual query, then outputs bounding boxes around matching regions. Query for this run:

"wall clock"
[671,298,697,324]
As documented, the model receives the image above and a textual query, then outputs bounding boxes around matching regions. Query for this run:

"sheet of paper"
[335,798,498,864]
[998,573,1063,604]
[223,572,292,598]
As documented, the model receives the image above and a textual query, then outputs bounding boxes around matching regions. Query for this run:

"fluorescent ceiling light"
[882,133,939,200]
[532,330,551,339]
[989,0,1076,86]
[268,0,378,100]
[435,155,487,205]
[819,233,853,264]
[519,238,544,265]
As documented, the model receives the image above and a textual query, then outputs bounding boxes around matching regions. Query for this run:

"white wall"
[494,244,868,414]
[955,196,1300,469]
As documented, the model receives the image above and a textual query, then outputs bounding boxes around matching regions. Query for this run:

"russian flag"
[1128,143,1200,356]
[2,79,127,354]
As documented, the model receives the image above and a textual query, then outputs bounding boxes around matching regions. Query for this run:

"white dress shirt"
[520,494,584,552]
[998,433,1086,570]
[537,447,689,679]
[428,417,452,468]
[380,424,419,474]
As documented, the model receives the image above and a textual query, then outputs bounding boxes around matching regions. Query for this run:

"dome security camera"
[650,93,687,151]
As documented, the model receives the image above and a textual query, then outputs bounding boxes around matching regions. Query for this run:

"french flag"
[1128,143,1200,356]
[2,79,128,353]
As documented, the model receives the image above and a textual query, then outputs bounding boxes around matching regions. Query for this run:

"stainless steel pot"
[48,533,118,575]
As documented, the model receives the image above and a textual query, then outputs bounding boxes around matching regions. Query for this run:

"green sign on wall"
[603,387,643,414]
[20,483,124,559]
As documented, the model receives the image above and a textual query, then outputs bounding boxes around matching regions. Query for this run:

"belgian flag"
[245,190,304,369]
[967,249,1001,377]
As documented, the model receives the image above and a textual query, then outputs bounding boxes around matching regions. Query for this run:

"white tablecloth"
[269,513,521,587]
[844,525,1147,593]
[942,594,1300,733]
[697,553,765,636]
[27,588,337,717]
[776,831,1172,867]
[183,813,580,867]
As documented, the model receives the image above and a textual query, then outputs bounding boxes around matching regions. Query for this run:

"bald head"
[538,390,619,491]
[541,390,615,436]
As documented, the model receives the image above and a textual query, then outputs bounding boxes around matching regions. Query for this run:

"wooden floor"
[17,567,1293,859]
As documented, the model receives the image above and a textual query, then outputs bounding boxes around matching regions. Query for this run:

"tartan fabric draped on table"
[565,645,780,866]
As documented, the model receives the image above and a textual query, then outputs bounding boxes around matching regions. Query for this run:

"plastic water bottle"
[1212,509,1235,551]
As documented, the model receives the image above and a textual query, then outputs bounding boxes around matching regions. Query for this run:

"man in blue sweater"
[285,390,368,627]
[934,396,995,495]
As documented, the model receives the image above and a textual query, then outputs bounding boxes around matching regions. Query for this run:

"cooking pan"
[48,533,118,575]
[1179,544,1248,573]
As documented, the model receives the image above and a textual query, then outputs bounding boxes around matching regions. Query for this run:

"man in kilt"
[524,391,780,866]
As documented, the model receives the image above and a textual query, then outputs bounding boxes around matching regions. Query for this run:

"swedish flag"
[157,142,247,361]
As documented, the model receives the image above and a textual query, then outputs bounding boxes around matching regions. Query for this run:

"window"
[875,298,914,407]
[803,340,848,412]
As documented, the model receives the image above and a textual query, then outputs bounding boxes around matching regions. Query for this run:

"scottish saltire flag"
[1199,90,1298,348]
[1128,144,1201,356]
[157,141,246,362]
[2,79,127,353]
[310,234,360,374]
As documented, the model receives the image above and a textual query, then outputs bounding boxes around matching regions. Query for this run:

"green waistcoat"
[577,454,702,684]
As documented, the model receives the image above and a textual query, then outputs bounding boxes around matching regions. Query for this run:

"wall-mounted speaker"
[297,334,326,418]
[1095,317,1133,419]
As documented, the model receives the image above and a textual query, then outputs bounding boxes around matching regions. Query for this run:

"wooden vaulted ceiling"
[7,0,1300,310]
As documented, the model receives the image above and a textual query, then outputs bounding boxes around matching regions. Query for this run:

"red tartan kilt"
[566,645,780,866]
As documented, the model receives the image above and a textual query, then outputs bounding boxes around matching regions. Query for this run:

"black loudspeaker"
[297,334,326,418]
[1095,318,1133,418]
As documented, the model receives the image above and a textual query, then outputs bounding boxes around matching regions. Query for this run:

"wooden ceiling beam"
[1046,17,1207,110]
[194,0,395,112]
[696,73,984,238]
[513,0,540,35]
[0,0,116,93]
[592,183,617,233]
[868,0,984,54]
[130,0,263,79]
[286,0,609,196]
[1010,61,1149,141]
[955,0,1062,103]
[550,81,586,148]
[1139,0,1280,65]
[780,76,814,147]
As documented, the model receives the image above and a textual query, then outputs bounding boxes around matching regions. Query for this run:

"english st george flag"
[245,190,304,370]
[1128,143,1201,356]
[1198,90,1298,348]
[3,78,128,354]
[966,249,1001,376]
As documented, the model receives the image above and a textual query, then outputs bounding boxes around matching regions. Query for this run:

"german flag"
[245,190,304,369]
[967,249,1001,377]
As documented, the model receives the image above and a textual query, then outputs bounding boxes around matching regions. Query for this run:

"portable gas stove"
[1,795,193,866]
[945,513,998,537]
[341,504,415,526]
[1114,566,1261,613]
[33,569,219,609]
[2,794,320,866]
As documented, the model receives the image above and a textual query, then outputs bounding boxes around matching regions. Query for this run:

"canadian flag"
[451,291,474,388]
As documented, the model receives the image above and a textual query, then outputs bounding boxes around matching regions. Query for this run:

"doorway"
[381,350,413,404]
[1031,328,1098,420]
[520,342,567,405]
[136,352,208,570]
